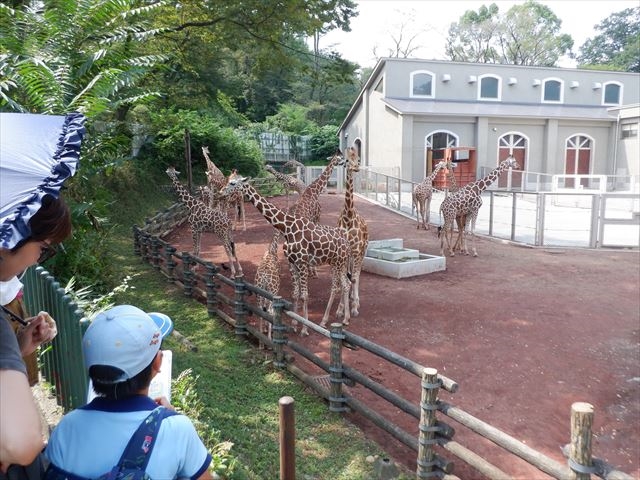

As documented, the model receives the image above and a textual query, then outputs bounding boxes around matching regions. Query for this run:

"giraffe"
[202,147,246,231]
[265,164,306,196]
[439,156,519,257]
[336,146,369,317]
[444,161,466,253]
[219,176,353,336]
[412,160,448,230]
[254,231,281,341]
[282,158,306,183]
[288,149,344,279]
[165,167,243,276]
[289,149,344,223]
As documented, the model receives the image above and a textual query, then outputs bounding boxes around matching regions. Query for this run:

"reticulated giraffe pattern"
[336,146,369,317]
[202,146,246,231]
[165,166,243,276]
[265,164,306,196]
[412,160,447,230]
[219,176,353,336]
[254,231,282,340]
[439,156,519,257]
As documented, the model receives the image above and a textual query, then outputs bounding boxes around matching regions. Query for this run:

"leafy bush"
[139,109,263,178]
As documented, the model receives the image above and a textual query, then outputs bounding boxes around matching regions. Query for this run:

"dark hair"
[89,360,154,400]
[29,194,72,244]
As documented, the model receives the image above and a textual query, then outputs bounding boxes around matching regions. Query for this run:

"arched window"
[603,81,622,105]
[478,74,501,101]
[425,131,458,175]
[542,78,564,103]
[565,135,593,188]
[498,133,527,187]
[411,71,435,98]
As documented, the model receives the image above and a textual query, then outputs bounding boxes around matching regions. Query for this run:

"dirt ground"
[166,192,640,480]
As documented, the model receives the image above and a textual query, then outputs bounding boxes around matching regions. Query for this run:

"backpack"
[44,407,177,480]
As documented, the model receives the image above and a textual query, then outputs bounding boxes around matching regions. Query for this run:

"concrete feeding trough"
[363,239,446,279]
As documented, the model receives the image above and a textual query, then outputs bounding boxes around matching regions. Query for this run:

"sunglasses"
[38,242,60,264]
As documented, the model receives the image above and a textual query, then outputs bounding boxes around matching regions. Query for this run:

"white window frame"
[478,74,502,101]
[602,81,623,106]
[542,77,564,104]
[410,70,435,98]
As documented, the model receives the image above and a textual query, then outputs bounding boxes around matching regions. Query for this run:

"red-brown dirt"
[165,192,640,480]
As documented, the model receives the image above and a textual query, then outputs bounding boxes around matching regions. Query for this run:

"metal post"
[279,396,296,480]
[511,192,517,241]
[417,367,440,479]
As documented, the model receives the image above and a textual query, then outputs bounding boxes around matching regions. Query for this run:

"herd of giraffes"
[165,147,518,335]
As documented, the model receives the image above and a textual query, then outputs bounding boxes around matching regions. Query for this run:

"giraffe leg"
[425,197,432,230]
[192,229,202,257]
[299,269,310,336]
[289,262,300,333]
[322,266,342,327]
[469,216,478,257]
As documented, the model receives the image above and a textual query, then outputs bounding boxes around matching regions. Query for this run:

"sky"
[316,0,638,68]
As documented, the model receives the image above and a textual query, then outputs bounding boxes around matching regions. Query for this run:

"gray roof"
[382,97,617,121]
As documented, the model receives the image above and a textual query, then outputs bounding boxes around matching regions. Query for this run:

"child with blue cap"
[44,305,212,479]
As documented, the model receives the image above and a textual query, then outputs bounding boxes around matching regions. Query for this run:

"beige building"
[339,58,640,189]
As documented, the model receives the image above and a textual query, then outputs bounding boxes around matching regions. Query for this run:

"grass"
[102,186,413,479]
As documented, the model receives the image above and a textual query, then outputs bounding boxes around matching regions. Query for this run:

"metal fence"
[355,168,640,249]
[21,266,88,412]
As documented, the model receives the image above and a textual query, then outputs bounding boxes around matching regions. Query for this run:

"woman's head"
[0,195,71,281]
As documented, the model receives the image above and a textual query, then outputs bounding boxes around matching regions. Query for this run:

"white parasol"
[0,112,86,249]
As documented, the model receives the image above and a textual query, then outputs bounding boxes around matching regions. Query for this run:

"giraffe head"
[219,175,248,198]
[503,155,520,170]
[345,146,361,173]
[166,166,180,178]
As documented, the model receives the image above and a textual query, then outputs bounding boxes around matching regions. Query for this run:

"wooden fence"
[134,202,634,480]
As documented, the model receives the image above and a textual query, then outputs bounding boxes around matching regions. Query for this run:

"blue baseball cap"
[83,305,173,383]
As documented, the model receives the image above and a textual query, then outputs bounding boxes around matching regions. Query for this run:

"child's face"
[0,240,52,281]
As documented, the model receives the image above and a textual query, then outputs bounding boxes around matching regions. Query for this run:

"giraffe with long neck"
[412,160,447,230]
[219,177,353,336]
[254,231,282,341]
[203,147,246,231]
[266,165,306,196]
[289,149,344,223]
[439,156,519,257]
[337,146,368,317]
[165,167,243,276]
[445,161,466,253]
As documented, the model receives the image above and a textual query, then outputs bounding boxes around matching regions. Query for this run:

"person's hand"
[154,396,175,410]
[16,311,57,356]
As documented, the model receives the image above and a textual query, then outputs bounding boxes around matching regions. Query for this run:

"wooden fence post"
[234,274,247,336]
[132,226,141,256]
[569,402,595,480]
[165,245,176,282]
[329,323,347,413]
[151,236,161,269]
[271,297,286,368]
[417,367,440,479]
[279,396,296,480]
[182,252,193,298]
[204,262,219,316]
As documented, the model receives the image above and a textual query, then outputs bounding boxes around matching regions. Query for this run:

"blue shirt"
[45,395,211,479]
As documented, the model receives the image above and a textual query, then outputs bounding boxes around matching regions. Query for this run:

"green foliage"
[0,0,168,115]
[140,109,263,178]
[309,124,340,159]
[445,0,574,66]
[577,7,640,72]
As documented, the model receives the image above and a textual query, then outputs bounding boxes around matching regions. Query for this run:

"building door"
[565,135,592,188]
[425,131,457,176]
[498,133,526,188]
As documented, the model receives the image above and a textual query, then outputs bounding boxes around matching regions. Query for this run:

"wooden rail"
[130,205,635,480]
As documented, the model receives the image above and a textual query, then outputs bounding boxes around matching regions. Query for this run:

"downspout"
[612,111,620,185]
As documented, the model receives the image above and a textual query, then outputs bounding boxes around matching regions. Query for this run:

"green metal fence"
[21,266,89,412]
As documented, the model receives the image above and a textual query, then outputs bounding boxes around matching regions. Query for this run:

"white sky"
[316,0,638,68]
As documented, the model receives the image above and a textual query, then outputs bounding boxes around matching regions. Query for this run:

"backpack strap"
[113,406,178,474]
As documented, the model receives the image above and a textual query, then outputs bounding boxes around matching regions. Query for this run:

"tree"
[577,7,640,72]
[498,1,573,66]
[446,4,501,63]
[445,0,573,66]
[0,0,167,116]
